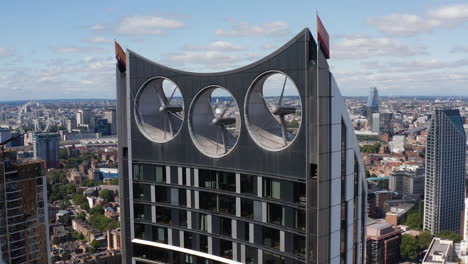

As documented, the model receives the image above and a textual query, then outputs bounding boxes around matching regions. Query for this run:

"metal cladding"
[117,28,367,264]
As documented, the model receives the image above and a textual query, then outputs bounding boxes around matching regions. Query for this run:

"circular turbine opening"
[245,71,302,151]
[134,77,184,143]
[189,86,240,158]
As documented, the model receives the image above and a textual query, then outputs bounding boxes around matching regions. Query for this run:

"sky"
[1,0,468,100]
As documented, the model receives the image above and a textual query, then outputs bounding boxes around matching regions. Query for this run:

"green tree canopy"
[99,189,115,202]
[436,230,462,243]
[400,234,420,261]
[360,143,381,153]
[418,231,433,249]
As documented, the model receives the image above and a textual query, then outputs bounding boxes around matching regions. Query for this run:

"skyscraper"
[117,28,367,264]
[33,132,60,169]
[424,109,466,234]
[366,87,379,111]
[0,150,50,264]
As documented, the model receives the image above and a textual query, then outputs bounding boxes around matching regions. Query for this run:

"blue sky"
[1,0,468,100]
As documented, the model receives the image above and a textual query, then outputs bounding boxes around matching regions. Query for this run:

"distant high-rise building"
[367,87,379,109]
[66,118,77,133]
[366,87,379,129]
[424,109,466,234]
[379,112,393,135]
[33,132,60,169]
[117,28,368,264]
[103,108,117,135]
[0,150,50,264]
[389,165,424,197]
[0,128,11,147]
[371,113,380,133]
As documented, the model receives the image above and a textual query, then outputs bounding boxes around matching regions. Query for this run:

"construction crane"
[0,130,28,153]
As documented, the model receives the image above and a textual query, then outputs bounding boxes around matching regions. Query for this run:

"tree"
[89,204,104,216]
[436,230,462,243]
[99,189,115,202]
[418,231,433,249]
[77,212,87,221]
[403,203,423,230]
[89,214,119,231]
[360,143,381,153]
[91,240,101,250]
[400,234,420,261]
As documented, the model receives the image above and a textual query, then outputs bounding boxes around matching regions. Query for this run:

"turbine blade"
[167,113,174,136]
[279,115,287,147]
[278,76,288,105]
[168,111,183,120]
[216,127,219,153]
[154,83,167,106]
[168,86,177,103]
[258,92,274,110]
[221,125,227,154]
[163,113,167,139]
[208,98,219,117]
[220,100,233,118]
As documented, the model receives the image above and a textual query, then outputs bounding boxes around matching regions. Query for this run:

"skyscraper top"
[367,86,379,108]
[439,109,465,134]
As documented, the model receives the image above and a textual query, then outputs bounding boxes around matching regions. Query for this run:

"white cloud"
[49,46,104,54]
[215,21,289,37]
[90,24,106,31]
[428,3,468,21]
[116,16,185,35]
[184,41,245,52]
[88,37,113,44]
[368,3,468,36]
[361,58,468,73]
[367,14,441,36]
[333,34,427,59]
[0,48,15,57]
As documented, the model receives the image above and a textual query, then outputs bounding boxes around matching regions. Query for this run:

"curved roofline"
[127,28,312,76]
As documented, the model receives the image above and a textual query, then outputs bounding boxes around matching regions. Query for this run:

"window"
[156,206,171,224]
[155,186,168,203]
[152,226,167,243]
[219,195,235,215]
[199,192,217,211]
[263,178,281,199]
[219,239,232,259]
[199,235,208,253]
[179,210,187,228]
[263,226,280,249]
[238,221,250,241]
[133,183,150,201]
[296,210,306,231]
[240,174,257,195]
[218,172,236,192]
[200,213,208,232]
[134,203,151,221]
[133,164,144,181]
[293,234,306,257]
[179,189,187,207]
[219,217,232,237]
[241,198,254,219]
[155,166,165,183]
[294,182,306,205]
[184,232,193,249]
[199,170,217,189]
[267,203,283,225]
[245,246,257,264]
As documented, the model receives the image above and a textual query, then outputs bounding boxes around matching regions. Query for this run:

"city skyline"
[2,0,468,100]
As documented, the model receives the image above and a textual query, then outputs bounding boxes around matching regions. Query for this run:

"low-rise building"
[423,238,456,264]
[72,219,102,242]
[366,222,402,264]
